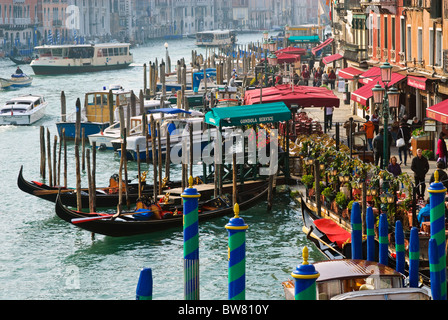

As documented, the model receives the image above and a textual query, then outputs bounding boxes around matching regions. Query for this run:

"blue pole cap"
[136,268,153,298]
[225,204,248,230]
[291,247,320,279]
[181,176,201,198]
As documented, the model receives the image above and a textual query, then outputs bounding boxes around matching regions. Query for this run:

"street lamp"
[372,60,400,169]
[164,42,169,73]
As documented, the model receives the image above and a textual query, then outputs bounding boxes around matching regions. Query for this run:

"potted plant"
[301,174,314,189]
[335,191,348,214]
[321,186,335,208]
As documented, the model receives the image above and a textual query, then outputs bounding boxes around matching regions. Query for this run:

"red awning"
[261,52,301,65]
[275,47,307,56]
[427,100,448,124]
[338,67,365,80]
[244,84,340,108]
[322,53,343,65]
[358,67,381,85]
[311,38,334,55]
[351,73,406,106]
[407,75,427,90]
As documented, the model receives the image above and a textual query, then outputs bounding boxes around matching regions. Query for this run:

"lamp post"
[164,42,169,73]
[372,61,400,170]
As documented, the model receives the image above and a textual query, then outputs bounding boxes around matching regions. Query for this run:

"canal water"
[0,32,325,300]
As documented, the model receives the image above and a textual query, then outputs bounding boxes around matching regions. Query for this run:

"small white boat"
[0,94,47,125]
[282,257,431,300]
[0,74,33,89]
[88,107,190,150]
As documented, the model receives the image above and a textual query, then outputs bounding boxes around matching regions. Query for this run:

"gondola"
[299,194,381,261]
[17,165,179,208]
[55,180,270,237]
[9,56,32,65]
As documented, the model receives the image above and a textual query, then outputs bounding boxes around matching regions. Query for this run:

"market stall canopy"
[311,38,334,55]
[275,47,307,56]
[244,84,340,108]
[260,52,301,65]
[351,73,406,106]
[427,100,448,124]
[338,67,365,80]
[205,101,291,127]
[322,53,343,65]
[358,67,381,85]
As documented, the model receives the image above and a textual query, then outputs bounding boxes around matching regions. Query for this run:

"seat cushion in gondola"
[313,218,351,248]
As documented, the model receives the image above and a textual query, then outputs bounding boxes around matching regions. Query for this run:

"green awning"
[288,35,320,43]
[205,102,291,127]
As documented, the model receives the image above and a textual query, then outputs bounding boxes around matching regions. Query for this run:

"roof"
[244,84,340,108]
[314,259,403,283]
[204,102,291,127]
[35,43,130,49]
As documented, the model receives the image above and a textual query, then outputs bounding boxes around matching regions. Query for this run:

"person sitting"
[417,198,431,226]
[15,67,23,75]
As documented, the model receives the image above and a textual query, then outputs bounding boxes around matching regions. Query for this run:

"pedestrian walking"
[387,156,402,177]
[328,69,336,89]
[343,119,356,148]
[324,106,334,131]
[361,115,375,151]
[373,128,384,168]
[411,148,430,199]
[436,132,447,168]
[397,120,411,166]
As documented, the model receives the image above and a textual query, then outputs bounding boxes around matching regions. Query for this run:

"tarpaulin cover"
[338,67,365,80]
[261,52,301,64]
[322,53,343,65]
[244,84,340,108]
[313,218,351,248]
[275,47,307,56]
[358,67,381,85]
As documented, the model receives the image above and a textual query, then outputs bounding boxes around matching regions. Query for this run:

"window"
[369,15,373,47]
[429,28,434,65]
[436,29,442,66]
[391,17,395,51]
[400,17,405,54]
[377,16,381,47]
[418,28,422,63]
[407,26,412,61]
[384,16,388,49]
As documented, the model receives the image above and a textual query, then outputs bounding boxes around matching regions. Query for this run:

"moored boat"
[30,43,133,75]
[9,55,32,65]
[56,86,145,139]
[282,251,431,300]
[55,180,269,237]
[0,74,33,89]
[0,94,47,125]
[195,30,236,47]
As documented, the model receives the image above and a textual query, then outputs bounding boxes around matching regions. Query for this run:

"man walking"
[361,115,375,151]
[411,148,430,199]
[373,128,384,168]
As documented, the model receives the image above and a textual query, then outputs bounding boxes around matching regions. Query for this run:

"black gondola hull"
[55,182,269,237]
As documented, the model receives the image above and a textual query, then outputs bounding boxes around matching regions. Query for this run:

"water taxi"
[30,43,133,75]
[282,257,431,300]
[195,30,236,47]
[56,86,142,139]
[0,94,47,125]
[0,74,33,89]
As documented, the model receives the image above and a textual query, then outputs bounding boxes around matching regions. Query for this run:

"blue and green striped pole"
[429,238,441,300]
[428,171,447,300]
[136,268,153,300]
[351,201,362,259]
[409,227,420,288]
[291,247,320,300]
[366,207,375,262]
[395,220,405,275]
[225,203,249,300]
[181,176,201,300]
[379,213,388,266]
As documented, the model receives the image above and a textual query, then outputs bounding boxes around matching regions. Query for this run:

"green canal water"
[0,33,325,300]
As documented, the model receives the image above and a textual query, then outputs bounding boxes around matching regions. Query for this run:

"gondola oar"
[71,209,152,224]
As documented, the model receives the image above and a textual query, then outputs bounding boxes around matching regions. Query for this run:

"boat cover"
[313,218,351,248]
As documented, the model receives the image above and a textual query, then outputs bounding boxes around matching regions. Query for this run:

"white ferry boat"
[195,30,236,47]
[30,43,133,75]
[0,94,47,125]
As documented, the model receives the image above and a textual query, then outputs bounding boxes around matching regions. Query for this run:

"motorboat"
[88,107,195,150]
[0,74,33,89]
[0,94,47,125]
